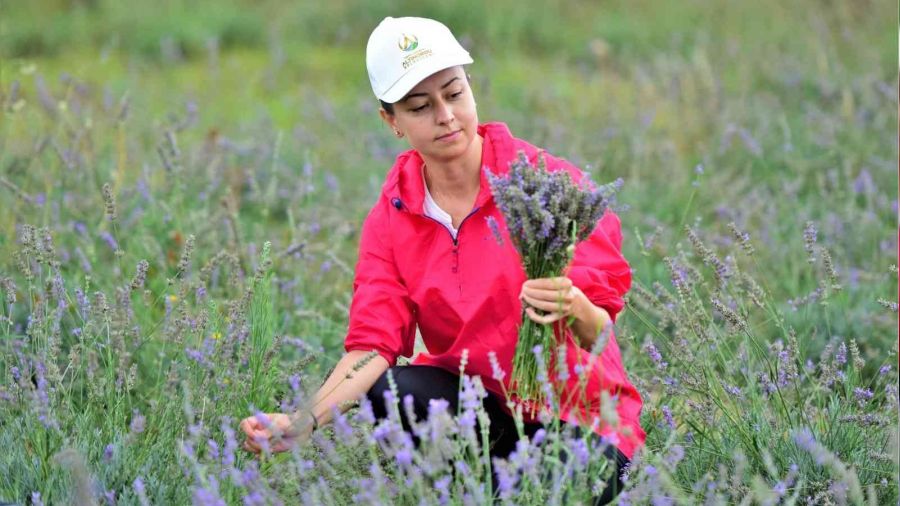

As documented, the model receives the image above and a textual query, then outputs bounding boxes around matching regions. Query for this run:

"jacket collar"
[383,122,517,215]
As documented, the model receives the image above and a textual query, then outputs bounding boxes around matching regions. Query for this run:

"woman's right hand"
[239,412,313,454]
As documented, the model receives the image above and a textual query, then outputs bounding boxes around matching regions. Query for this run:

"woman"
[240,16,645,504]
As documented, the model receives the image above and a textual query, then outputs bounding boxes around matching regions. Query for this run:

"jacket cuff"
[567,265,626,322]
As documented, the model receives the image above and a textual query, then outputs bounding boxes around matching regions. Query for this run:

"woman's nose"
[434,99,454,125]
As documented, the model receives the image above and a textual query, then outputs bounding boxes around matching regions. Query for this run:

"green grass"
[0,0,897,503]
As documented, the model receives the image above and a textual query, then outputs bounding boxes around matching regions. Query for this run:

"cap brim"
[379,53,474,104]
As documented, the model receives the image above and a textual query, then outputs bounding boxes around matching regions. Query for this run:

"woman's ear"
[379,108,404,138]
[378,107,392,124]
[379,107,396,129]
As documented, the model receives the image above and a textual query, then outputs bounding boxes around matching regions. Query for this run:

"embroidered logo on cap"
[398,34,418,52]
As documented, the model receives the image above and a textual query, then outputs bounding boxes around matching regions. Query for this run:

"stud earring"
[394,129,403,138]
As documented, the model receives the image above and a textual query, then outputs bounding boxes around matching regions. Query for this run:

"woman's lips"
[436,130,462,142]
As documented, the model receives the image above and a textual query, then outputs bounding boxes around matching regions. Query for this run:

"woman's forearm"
[301,349,389,428]
[570,293,611,350]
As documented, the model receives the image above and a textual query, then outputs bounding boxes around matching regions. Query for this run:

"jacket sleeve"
[343,201,417,367]
[566,210,632,323]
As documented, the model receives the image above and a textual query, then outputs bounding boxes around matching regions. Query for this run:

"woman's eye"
[450,91,463,99]
[411,104,428,112]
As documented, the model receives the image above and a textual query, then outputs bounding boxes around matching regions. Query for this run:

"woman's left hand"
[519,276,586,325]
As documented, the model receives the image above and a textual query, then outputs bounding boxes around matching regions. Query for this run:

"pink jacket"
[345,122,645,459]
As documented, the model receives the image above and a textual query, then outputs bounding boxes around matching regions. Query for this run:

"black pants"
[366,365,629,505]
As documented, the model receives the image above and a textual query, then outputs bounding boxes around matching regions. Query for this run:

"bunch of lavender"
[486,151,621,412]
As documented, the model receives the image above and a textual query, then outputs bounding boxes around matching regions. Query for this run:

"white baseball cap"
[366,17,473,104]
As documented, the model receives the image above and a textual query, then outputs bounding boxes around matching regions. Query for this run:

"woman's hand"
[239,412,313,455]
[519,276,583,324]
[520,276,611,349]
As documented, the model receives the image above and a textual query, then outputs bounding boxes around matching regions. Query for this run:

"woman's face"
[381,66,479,163]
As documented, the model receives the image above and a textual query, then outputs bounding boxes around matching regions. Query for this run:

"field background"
[1,0,898,504]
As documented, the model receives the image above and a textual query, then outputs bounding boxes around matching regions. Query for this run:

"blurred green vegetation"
[1,0,896,352]
[1,0,896,364]
[0,0,897,502]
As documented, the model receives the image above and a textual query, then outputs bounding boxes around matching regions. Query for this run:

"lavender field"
[1,0,898,504]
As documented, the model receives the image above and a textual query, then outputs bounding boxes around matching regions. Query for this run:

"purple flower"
[758,372,777,396]
[192,486,226,506]
[129,410,146,435]
[325,172,340,193]
[458,409,477,430]
[600,432,620,447]
[240,464,259,487]
[666,444,685,465]
[331,407,354,439]
[666,258,690,294]
[569,438,590,468]
[103,444,115,463]
[488,350,506,381]
[253,411,272,429]
[532,428,547,447]
[73,221,88,237]
[724,384,743,397]
[181,441,195,459]
[395,448,413,467]
[652,496,675,506]
[33,361,57,430]
[852,168,873,194]
[835,342,847,366]
[486,215,505,246]
[242,491,264,506]
[133,477,148,505]
[792,428,827,465]
[645,342,667,370]
[186,348,204,363]
[853,387,873,403]
[459,375,482,411]
[99,231,118,252]
[494,464,518,498]
[220,418,238,468]
[661,405,675,429]
[371,422,392,443]
[879,365,891,375]
[75,287,91,320]
[75,247,92,272]
[434,475,452,505]
[773,481,787,497]
[288,374,301,392]
[428,398,450,419]
[355,395,377,425]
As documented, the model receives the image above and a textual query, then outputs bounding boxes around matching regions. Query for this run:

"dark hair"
[380,67,472,116]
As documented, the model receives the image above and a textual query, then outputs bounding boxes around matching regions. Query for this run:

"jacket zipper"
[395,199,481,246]
[395,200,481,293]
